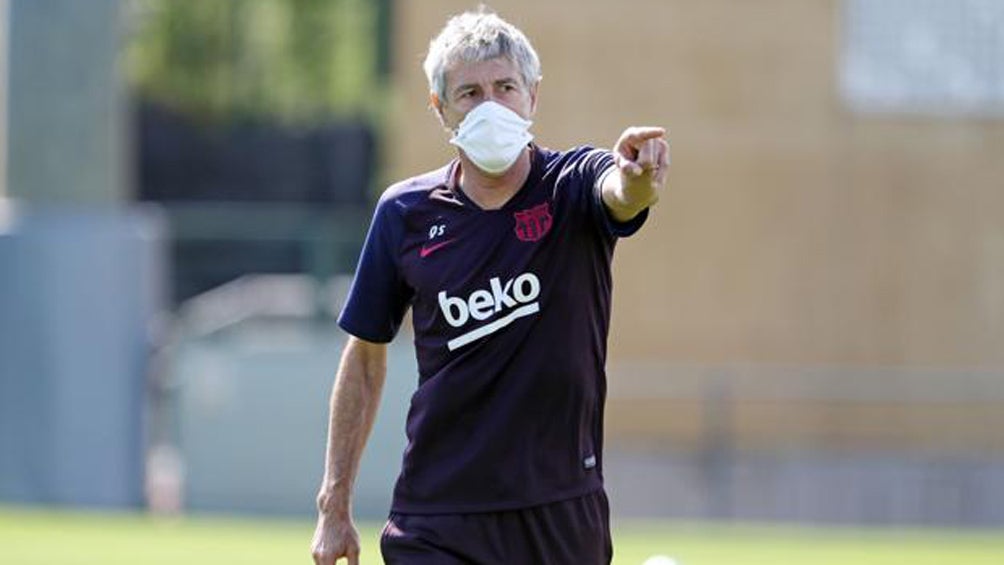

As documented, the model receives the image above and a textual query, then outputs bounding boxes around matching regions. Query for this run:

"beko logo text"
[438,273,540,350]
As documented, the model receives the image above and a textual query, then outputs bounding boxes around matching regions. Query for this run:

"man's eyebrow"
[453,77,519,92]
[452,82,480,94]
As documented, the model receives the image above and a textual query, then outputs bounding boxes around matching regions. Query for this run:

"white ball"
[642,556,678,565]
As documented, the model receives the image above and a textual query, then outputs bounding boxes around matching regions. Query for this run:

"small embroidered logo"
[420,238,456,258]
[513,202,552,242]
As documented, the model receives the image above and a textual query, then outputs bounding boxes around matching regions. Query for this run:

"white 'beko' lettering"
[468,290,494,320]
[438,272,541,350]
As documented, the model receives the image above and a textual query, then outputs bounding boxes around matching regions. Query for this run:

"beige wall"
[389,0,1004,369]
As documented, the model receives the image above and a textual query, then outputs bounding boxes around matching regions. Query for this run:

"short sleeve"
[337,196,413,343]
[572,148,649,239]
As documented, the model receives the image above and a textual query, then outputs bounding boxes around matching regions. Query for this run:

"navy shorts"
[379,490,612,565]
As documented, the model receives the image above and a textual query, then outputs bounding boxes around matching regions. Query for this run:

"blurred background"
[2,0,1004,548]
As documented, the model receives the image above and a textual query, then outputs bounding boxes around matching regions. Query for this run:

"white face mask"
[449,101,533,175]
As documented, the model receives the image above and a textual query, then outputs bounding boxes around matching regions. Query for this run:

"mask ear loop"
[450,103,483,142]
[429,91,452,132]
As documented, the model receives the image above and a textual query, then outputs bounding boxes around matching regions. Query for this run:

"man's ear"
[529,78,541,116]
[429,91,447,127]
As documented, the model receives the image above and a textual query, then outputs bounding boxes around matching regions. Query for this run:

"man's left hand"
[603,126,670,222]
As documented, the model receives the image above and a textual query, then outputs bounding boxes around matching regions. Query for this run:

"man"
[312,9,668,565]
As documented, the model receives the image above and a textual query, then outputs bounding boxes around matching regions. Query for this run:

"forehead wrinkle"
[446,59,522,96]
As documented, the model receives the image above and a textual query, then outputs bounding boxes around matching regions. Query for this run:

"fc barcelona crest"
[513,202,553,242]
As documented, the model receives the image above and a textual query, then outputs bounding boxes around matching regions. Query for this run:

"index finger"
[620,126,666,147]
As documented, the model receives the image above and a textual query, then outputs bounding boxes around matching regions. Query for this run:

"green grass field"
[2,505,1004,564]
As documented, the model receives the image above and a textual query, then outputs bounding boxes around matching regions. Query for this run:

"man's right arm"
[311,336,388,565]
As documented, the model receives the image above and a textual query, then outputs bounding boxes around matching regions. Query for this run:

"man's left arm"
[601,126,670,223]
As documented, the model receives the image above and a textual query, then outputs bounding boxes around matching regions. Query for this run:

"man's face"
[434,57,538,131]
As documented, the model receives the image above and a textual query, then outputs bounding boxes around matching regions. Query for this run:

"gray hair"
[423,9,542,104]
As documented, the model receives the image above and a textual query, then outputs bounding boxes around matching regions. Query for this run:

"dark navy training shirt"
[338,144,647,514]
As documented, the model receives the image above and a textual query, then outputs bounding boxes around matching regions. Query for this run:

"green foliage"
[125,0,381,125]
